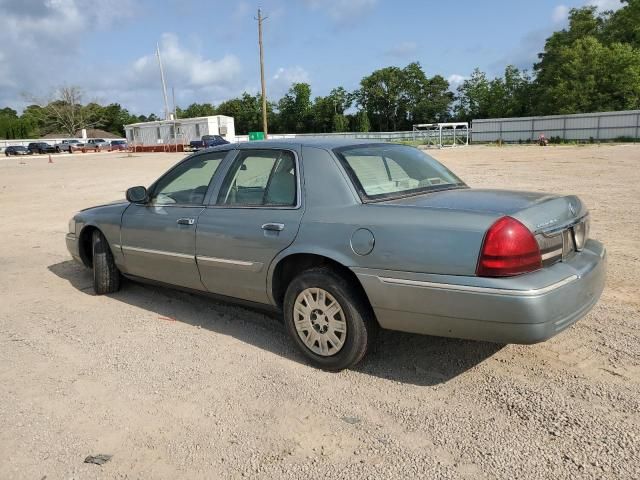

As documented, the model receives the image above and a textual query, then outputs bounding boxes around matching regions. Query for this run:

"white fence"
[472,110,640,143]
[234,130,430,143]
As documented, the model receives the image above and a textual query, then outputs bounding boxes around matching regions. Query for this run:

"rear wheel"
[92,230,121,294]
[283,267,377,371]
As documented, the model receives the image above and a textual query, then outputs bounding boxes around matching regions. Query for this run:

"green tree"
[537,37,640,114]
[356,63,453,131]
[355,110,371,132]
[533,4,640,115]
[602,0,640,48]
[178,103,217,118]
[355,66,405,131]
[278,83,313,133]
[216,92,269,135]
[454,69,491,121]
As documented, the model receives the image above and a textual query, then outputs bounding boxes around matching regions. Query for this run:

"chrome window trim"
[377,275,579,297]
[196,255,264,272]
[207,149,302,210]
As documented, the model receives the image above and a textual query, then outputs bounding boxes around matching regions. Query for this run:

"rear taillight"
[476,216,542,277]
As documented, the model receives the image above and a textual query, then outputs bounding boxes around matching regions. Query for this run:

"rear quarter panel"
[286,146,498,276]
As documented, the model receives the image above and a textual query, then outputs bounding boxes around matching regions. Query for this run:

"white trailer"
[124,115,236,148]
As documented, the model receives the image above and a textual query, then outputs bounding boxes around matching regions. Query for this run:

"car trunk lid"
[382,188,589,267]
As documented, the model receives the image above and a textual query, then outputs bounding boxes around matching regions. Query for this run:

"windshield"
[334,144,465,201]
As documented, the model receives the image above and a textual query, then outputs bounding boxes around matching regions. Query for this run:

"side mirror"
[126,186,149,204]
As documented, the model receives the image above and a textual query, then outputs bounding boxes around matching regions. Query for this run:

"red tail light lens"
[476,216,542,277]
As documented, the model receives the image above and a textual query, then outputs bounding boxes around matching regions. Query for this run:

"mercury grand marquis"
[66,139,606,370]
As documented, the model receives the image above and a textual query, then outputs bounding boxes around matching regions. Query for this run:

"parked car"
[66,140,606,371]
[108,140,128,151]
[55,139,82,153]
[89,138,110,150]
[189,135,229,151]
[4,145,31,156]
[70,139,101,153]
[27,142,56,154]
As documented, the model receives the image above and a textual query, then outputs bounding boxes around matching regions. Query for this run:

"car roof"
[208,137,393,152]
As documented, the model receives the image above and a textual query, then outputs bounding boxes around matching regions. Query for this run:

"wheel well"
[271,253,372,311]
[78,226,98,268]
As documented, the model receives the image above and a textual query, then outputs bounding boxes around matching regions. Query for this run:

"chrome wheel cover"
[293,288,347,356]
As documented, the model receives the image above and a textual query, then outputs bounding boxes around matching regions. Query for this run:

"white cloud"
[552,5,569,23]
[0,0,135,107]
[270,66,311,97]
[129,33,242,89]
[384,41,418,58]
[447,74,467,89]
[587,0,623,11]
[304,0,377,26]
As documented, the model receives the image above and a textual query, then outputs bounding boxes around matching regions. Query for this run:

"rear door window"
[217,150,297,207]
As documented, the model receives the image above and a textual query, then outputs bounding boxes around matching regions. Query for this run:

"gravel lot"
[1,145,638,479]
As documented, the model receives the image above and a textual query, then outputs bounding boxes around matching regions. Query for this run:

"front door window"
[151,152,226,206]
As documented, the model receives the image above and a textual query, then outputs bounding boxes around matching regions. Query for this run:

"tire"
[92,230,121,295]
[55,147,60,153]
[283,267,378,371]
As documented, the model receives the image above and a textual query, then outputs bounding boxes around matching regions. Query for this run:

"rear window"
[334,144,465,201]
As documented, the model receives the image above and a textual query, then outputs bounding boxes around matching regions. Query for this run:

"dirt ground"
[0,145,638,479]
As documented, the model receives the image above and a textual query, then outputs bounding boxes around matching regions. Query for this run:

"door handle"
[177,218,195,225]
[262,222,285,232]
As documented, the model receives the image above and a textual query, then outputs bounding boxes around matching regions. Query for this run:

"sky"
[0,0,624,115]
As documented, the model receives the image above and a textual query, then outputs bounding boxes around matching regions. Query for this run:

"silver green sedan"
[66,139,606,370]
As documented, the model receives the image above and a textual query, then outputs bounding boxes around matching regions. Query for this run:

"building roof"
[124,115,233,128]
[41,128,121,139]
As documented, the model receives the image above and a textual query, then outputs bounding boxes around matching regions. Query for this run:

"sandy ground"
[0,145,638,479]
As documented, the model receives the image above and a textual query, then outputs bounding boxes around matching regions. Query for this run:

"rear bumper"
[354,239,606,344]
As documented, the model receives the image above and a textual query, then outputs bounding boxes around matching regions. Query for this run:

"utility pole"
[256,8,269,138]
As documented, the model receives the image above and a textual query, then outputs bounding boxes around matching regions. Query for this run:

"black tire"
[283,267,378,371]
[55,147,60,153]
[92,230,121,294]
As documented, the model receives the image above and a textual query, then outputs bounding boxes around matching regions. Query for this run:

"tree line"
[1,2,638,139]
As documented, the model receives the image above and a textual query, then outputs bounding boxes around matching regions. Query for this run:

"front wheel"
[283,267,377,371]
[92,230,121,294]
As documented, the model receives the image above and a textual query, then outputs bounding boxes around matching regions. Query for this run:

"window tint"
[150,152,226,205]
[217,150,297,207]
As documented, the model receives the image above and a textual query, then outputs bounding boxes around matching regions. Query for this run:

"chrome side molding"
[378,275,579,297]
